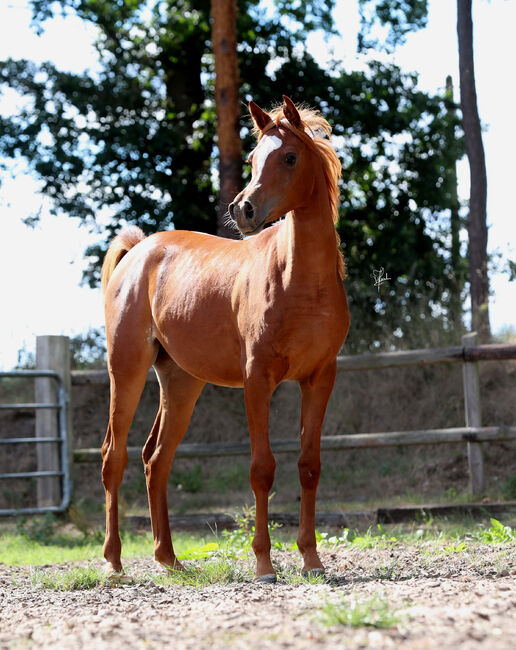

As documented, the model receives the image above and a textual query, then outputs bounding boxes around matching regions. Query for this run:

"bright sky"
[0,0,515,369]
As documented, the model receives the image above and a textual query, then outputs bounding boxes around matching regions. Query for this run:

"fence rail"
[74,426,516,462]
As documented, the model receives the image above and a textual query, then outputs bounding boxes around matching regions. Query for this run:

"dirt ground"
[1,540,515,649]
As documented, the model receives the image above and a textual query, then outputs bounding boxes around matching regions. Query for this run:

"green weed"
[320,593,401,629]
[222,498,283,554]
[316,524,397,550]
[443,541,467,553]
[474,518,516,544]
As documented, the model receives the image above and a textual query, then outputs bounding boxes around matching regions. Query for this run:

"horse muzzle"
[228,198,266,236]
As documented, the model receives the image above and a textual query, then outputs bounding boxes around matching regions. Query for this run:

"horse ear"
[249,100,272,132]
[282,95,301,129]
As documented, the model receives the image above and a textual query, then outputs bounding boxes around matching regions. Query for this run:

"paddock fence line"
[1,334,516,513]
[72,332,516,498]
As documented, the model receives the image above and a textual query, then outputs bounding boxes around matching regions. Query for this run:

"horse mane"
[253,104,346,279]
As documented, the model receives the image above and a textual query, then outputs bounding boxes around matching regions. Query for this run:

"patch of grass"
[443,541,467,553]
[279,568,326,585]
[0,524,216,567]
[31,566,107,590]
[319,593,402,629]
[316,524,398,550]
[152,555,253,587]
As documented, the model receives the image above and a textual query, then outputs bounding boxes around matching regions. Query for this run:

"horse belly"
[154,308,244,388]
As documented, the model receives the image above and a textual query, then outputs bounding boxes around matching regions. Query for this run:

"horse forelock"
[253,103,346,280]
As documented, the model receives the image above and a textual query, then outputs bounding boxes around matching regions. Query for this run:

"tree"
[457,0,490,341]
[211,0,241,238]
[359,0,490,341]
[0,0,465,350]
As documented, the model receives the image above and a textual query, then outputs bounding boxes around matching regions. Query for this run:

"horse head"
[229,96,318,237]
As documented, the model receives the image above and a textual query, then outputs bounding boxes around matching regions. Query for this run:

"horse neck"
[281,170,339,285]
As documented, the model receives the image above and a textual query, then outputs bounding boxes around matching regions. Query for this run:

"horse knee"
[298,455,321,491]
[250,455,276,493]
[101,446,128,489]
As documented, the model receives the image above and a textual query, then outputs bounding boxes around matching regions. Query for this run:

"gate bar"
[0,366,71,515]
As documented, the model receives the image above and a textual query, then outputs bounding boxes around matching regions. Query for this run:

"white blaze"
[253,135,282,182]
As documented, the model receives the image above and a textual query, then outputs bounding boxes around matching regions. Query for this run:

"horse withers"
[100,96,350,582]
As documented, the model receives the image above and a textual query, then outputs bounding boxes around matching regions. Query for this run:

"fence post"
[35,335,72,507]
[462,332,484,496]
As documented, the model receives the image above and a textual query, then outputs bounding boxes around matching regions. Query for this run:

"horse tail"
[101,226,146,295]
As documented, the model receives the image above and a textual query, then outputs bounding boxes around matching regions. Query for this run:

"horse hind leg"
[102,341,158,575]
[143,353,205,570]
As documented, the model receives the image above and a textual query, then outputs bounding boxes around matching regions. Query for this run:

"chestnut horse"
[100,96,350,582]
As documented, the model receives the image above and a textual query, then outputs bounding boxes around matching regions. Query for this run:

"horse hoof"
[302,568,325,579]
[157,559,185,573]
[103,567,132,583]
[254,573,277,584]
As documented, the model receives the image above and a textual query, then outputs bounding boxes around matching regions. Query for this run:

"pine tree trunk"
[446,75,464,332]
[211,0,242,239]
[457,0,491,341]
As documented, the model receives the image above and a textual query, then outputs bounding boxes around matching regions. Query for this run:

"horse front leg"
[297,361,337,575]
[244,377,276,582]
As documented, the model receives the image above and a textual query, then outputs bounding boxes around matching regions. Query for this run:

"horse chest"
[242,280,348,377]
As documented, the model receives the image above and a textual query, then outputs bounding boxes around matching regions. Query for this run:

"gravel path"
[1,543,515,649]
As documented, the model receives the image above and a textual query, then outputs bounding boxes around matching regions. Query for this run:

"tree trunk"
[211,0,242,239]
[457,0,491,341]
[445,75,464,332]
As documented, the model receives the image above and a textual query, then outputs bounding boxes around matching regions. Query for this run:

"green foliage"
[475,518,516,544]
[358,0,428,51]
[208,463,248,493]
[223,499,283,553]
[320,593,402,629]
[502,474,516,500]
[11,328,107,371]
[0,0,465,345]
[69,327,107,369]
[443,541,467,553]
[170,465,203,493]
[316,524,397,549]
[16,512,60,544]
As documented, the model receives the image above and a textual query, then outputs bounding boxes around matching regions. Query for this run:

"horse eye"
[284,153,296,166]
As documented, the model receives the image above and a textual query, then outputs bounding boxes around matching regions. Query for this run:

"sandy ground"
[1,542,515,649]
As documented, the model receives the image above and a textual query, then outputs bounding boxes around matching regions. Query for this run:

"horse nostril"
[244,201,254,220]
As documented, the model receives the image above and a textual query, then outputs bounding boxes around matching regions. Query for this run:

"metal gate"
[0,370,71,515]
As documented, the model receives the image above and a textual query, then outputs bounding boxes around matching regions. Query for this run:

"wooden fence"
[12,334,516,509]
